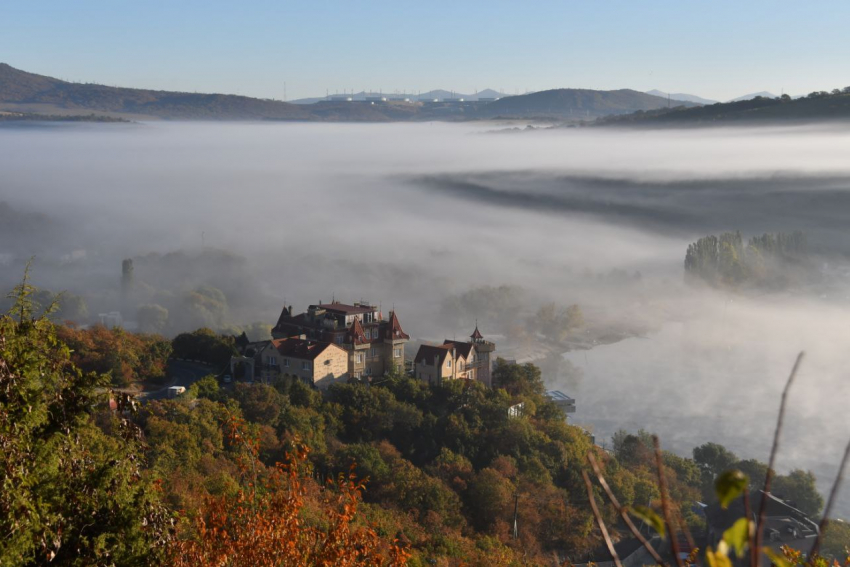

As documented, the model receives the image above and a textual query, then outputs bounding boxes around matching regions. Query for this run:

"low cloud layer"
[2,120,850,511]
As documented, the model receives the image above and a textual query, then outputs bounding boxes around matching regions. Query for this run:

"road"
[139,359,217,401]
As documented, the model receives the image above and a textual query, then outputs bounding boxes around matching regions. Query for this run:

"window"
[283,359,289,368]
[355,353,363,364]
[335,335,343,345]
[268,356,277,366]
[370,348,377,358]
[393,348,401,358]
[365,366,372,376]
[446,359,452,368]
[302,361,310,371]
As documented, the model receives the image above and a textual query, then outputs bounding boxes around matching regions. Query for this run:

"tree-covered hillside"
[0,272,841,566]
[598,88,850,125]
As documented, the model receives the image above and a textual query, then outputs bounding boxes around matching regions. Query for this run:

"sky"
[2,0,850,101]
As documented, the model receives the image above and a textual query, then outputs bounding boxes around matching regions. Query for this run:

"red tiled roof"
[271,337,339,360]
[414,343,452,365]
[347,317,368,345]
[385,311,409,341]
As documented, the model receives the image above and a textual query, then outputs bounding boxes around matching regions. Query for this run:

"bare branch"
[587,451,666,566]
[809,437,850,560]
[743,490,756,567]
[582,469,624,567]
[755,352,804,556]
[653,435,683,567]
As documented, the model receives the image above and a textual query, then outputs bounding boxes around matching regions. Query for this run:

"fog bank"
[2,120,850,512]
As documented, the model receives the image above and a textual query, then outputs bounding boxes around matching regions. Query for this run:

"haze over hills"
[728,91,779,102]
[291,88,505,104]
[476,88,697,119]
[645,89,717,105]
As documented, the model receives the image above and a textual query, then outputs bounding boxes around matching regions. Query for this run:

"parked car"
[222,374,232,384]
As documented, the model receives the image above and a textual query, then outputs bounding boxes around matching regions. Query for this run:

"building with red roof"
[272,300,409,379]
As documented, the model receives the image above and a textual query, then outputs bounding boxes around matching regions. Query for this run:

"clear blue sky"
[2,0,849,101]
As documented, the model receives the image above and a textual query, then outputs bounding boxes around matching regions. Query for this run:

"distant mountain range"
[4,63,817,124]
[0,64,701,122]
[645,90,718,105]
[291,89,506,104]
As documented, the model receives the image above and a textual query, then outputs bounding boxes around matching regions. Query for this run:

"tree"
[821,520,850,559]
[189,374,221,401]
[492,359,545,398]
[0,269,172,565]
[234,382,286,427]
[138,303,169,334]
[773,469,824,517]
[182,285,228,329]
[734,458,769,488]
[464,467,515,532]
[57,324,172,387]
[167,426,409,566]
[693,442,738,477]
[171,327,236,367]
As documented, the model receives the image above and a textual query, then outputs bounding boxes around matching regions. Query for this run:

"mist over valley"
[3,122,850,516]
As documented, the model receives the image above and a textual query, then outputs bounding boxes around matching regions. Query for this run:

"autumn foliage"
[168,417,410,566]
[56,323,172,386]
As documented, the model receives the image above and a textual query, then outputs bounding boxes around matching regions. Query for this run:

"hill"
[597,89,850,126]
[0,65,513,120]
[0,63,317,121]
[475,88,698,119]
[646,89,717,105]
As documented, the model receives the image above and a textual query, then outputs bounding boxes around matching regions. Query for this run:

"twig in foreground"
[653,435,684,567]
[809,437,850,560]
[587,452,666,566]
[582,469,624,567]
[755,352,804,557]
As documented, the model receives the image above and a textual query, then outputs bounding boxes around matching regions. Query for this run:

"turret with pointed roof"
[470,325,484,342]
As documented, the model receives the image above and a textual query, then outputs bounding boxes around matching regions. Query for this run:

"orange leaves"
[168,438,410,566]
